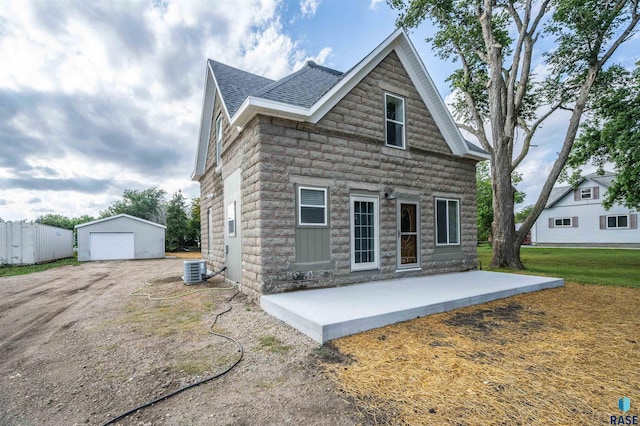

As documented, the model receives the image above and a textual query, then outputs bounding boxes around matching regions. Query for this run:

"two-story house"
[531,172,639,247]
[191,29,489,300]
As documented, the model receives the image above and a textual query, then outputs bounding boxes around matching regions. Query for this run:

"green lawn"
[478,245,640,287]
[0,257,81,278]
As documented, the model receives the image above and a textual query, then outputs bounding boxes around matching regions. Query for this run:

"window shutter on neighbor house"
[599,215,606,229]
[632,214,638,229]
[574,190,580,201]
[593,186,599,199]
[549,218,555,228]
[573,217,579,227]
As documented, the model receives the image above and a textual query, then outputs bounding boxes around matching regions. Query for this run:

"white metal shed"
[75,214,166,261]
[0,221,74,265]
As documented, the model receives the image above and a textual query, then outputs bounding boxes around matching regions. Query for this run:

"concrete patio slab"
[260,270,563,343]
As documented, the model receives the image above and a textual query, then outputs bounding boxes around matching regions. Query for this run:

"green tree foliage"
[476,163,493,242]
[165,190,189,251]
[35,214,95,229]
[566,63,640,209]
[101,187,167,224]
[515,205,534,224]
[389,0,639,268]
[188,197,201,247]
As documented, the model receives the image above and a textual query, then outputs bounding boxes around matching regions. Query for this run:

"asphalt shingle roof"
[545,171,616,207]
[209,60,343,117]
[208,60,274,117]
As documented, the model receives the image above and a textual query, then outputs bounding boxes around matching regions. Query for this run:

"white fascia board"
[231,96,311,130]
[192,64,220,181]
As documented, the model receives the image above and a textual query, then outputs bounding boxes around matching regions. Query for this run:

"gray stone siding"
[251,52,478,295]
[199,51,479,300]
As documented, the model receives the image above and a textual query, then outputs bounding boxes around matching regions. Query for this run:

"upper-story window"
[580,188,592,200]
[215,114,222,166]
[385,93,405,149]
[554,217,572,227]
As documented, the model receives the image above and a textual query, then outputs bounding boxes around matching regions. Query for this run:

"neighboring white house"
[75,214,166,261]
[531,172,639,247]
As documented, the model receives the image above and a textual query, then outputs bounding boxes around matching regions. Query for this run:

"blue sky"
[0,0,637,221]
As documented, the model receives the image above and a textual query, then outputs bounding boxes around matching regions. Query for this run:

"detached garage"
[75,214,166,261]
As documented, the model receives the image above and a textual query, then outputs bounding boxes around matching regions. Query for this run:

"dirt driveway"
[0,258,361,425]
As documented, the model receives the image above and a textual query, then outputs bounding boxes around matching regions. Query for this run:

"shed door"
[223,169,242,284]
[90,232,134,260]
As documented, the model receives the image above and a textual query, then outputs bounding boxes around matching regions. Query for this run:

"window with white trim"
[554,217,572,227]
[580,188,592,200]
[435,198,460,245]
[298,186,327,226]
[215,114,222,166]
[607,215,629,229]
[385,93,405,149]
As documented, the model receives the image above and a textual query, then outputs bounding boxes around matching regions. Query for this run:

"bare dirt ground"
[0,258,362,426]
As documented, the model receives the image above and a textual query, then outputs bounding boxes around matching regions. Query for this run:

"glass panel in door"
[398,201,419,268]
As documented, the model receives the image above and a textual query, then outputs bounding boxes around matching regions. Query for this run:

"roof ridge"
[305,60,343,76]
[208,59,275,84]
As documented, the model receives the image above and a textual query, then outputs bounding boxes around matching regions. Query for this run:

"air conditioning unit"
[182,260,207,284]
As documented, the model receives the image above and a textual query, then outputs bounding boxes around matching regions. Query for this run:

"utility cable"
[129,265,232,301]
[102,272,243,426]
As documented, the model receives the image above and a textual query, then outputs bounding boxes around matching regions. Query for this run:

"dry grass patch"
[324,283,640,425]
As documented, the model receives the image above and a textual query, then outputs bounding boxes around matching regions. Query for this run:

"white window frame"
[580,188,592,200]
[215,114,223,166]
[385,93,405,149]
[435,198,460,246]
[554,217,573,228]
[298,186,327,226]
[226,202,236,237]
[350,194,380,271]
[607,215,629,229]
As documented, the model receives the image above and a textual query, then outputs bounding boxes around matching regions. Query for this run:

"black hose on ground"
[101,291,243,426]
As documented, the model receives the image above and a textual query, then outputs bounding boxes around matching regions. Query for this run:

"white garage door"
[90,232,135,260]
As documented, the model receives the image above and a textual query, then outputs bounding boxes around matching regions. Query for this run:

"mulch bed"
[323,283,640,424]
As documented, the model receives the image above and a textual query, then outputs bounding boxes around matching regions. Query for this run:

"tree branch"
[598,3,640,67]
[511,103,562,170]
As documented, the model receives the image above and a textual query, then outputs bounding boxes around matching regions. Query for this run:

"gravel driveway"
[0,258,361,425]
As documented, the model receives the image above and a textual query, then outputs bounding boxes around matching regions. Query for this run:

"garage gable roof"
[75,214,166,229]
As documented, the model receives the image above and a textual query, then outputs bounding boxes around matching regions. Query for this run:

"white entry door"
[90,232,135,260]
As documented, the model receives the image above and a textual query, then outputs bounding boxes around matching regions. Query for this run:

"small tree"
[515,205,534,224]
[165,190,189,252]
[187,197,201,247]
[101,187,167,224]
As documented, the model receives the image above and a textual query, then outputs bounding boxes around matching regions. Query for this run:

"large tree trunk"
[490,144,524,269]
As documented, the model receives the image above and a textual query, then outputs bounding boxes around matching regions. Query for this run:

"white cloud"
[293,46,333,71]
[0,0,331,221]
[369,0,384,10]
[300,0,320,17]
